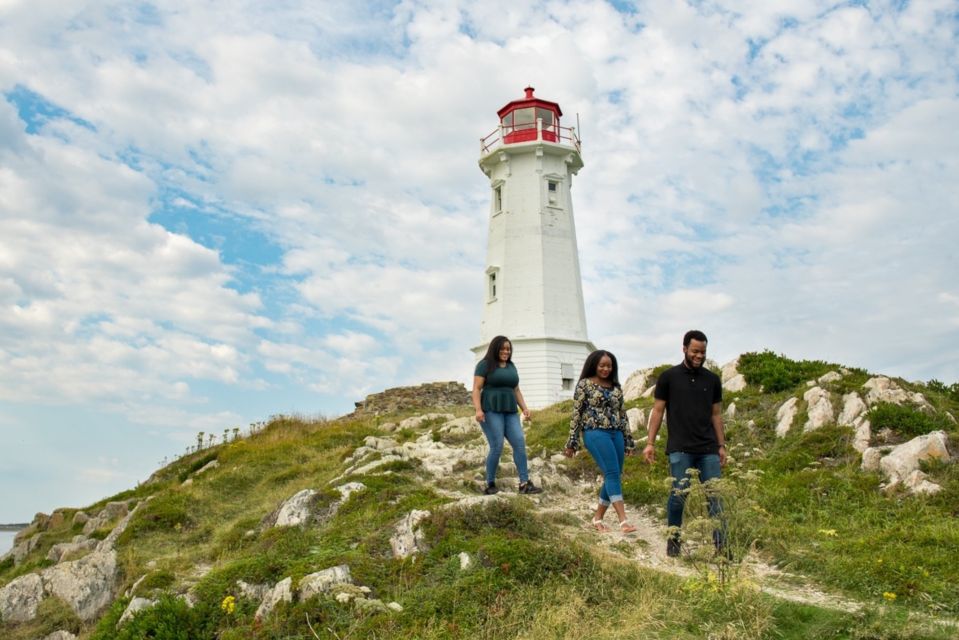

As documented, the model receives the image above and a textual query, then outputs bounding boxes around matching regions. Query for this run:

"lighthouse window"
[488,272,497,301]
[536,107,554,129]
[512,107,535,131]
[494,185,502,212]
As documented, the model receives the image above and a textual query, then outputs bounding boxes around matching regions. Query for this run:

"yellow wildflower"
[221,595,236,614]
[818,529,838,537]
[882,592,897,601]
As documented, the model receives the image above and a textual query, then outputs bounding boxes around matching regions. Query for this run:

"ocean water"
[1,530,17,553]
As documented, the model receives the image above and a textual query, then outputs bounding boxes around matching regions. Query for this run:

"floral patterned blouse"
[565,378,635,452]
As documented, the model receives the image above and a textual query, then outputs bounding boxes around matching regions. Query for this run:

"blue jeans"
[479,411,529,485]
[667,452,723,534]
[584,429,625,504]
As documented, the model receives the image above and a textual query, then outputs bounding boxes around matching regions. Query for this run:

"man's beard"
[684,356,701,370]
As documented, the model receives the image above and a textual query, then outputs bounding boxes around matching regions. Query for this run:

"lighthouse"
[473,87,595,408]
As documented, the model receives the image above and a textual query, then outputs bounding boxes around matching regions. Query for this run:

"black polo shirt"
[654,363,723,454]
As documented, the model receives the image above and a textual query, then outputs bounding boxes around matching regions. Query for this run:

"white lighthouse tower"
[473,87,594,408]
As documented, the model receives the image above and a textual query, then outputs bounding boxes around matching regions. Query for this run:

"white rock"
[274,489,318,527]
[41,549,119,621]
[458,552,472,571]
[336,482,366,502]
[776,397,799,437]
[626,408,645,434]
[11,532,42,566]
[641,384,656,398]
[863,377,914,405]
[838,393,867,426]
[861,447,882,472]
[725,403,736,419]
[117,597,156,627]
[195,460,219,475]
[878,431,951,492]
[0,573,44,623]
[720,358,740,384]
[47,538,98,563]
[43,631,79,640]
[299,565,352,600]
[387,601,403,612]
[255,577,292,620]
[853,419,872,453]
[902,469,942,495]
[237,580,271,602]
[439,416,476,435]
[725,374,747,393]
[398,413,455,430]
[390,510,431,559]
[818,371,843,384]
[803,387,834,432]
[623,368,655,401]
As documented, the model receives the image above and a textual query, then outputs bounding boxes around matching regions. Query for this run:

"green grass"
[3,374,958,639]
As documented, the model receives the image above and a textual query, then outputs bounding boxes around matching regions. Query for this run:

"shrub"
[738,351,835,393]
[868,403,950,439]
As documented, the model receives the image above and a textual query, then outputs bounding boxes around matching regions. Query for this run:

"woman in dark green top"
[472,336,542,495]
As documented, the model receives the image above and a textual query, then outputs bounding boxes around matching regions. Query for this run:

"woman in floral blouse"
[564,350,638,533]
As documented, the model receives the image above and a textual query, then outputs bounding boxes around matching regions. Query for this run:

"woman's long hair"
[578,350,621,387]
[480,335,513,377]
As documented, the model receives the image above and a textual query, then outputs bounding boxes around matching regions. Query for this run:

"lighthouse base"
[472,337,596,409]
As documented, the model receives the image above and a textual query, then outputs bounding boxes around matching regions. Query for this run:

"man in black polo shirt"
[643,330,726,557]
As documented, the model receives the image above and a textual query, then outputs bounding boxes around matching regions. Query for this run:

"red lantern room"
[480,87,580,156]
[498,86,561,144]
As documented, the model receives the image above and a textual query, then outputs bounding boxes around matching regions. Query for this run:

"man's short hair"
[683,330,708,346]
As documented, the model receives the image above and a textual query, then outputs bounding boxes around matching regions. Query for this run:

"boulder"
[725,403,736,419]
[853,419,872,453]
[47,538,98,563]
[861,447,884,472]
[838,393,867,426]
[803,387,834,432]
[623,368,655,401]
[863,377,927,406]
[273,489,318,527]
[902,470,942,495]
[818,371,843,384]
[255,577,292,620]
[725,374,747,392]
[439,416,476,436]
[398,413,455,430]
[878,431,951,492]
[390,510,431,559]
[458,552,472,570]
[720,358,740,384]
[298,565,352,600]
[41,549,119,621]
[117,596,156,627]
[43,632,79,640]
[776,397,799,437]
[0,572,44,623]
[12,532,42,566]
[194,460,219,476]
[236,580,271,602]
[626,408,645,434]
[72,512,89,527]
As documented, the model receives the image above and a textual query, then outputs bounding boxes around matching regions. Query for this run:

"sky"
[0,0,957,523]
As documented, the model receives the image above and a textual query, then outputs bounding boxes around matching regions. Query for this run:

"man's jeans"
[583,429,625,504]
[667,452,724,543]
[479,411,529,485]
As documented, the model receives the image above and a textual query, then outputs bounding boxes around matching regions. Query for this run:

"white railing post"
[537,117,542,141]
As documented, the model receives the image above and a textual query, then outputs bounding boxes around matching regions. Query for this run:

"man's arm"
[711,402,726,465]
[643,399,667,464]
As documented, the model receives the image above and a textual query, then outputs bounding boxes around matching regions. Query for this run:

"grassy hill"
[2,352,958,639]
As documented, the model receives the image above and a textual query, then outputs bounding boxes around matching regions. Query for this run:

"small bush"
[868,403,950,439]
[739,351,836,393]
[118,491,195,543]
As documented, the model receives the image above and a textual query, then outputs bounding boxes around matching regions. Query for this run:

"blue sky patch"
[4,85,95,135]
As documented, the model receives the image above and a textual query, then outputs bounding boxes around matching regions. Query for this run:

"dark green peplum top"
[474,360,519,413]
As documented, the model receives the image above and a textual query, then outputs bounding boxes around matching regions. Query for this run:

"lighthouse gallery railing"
[480,119,581,155]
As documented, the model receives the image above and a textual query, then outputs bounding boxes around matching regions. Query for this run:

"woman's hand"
[475,409,485,423]
[521,407,531,420]
[563,447,576,458]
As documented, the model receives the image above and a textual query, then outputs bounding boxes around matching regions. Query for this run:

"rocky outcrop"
[298,565,352,600]
[82,501,131,535]
[776,397,799,437]
[272,489,319,528]
[876,431,951,493]
[47,536,98,563]
[255,577,292,620]
[0,501,141,624]
[354,382,470,415]
[43,631,79,640]
[626,408,645,435]
[117,596,157,626]
[0,573,44,622]
[803,387,834,432]
[623,368,655,401]
[838,393,867,426]
[863,376,927,406]
[390,510,431,559]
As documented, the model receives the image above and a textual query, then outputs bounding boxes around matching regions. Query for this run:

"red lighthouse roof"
[497,86,562,144]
